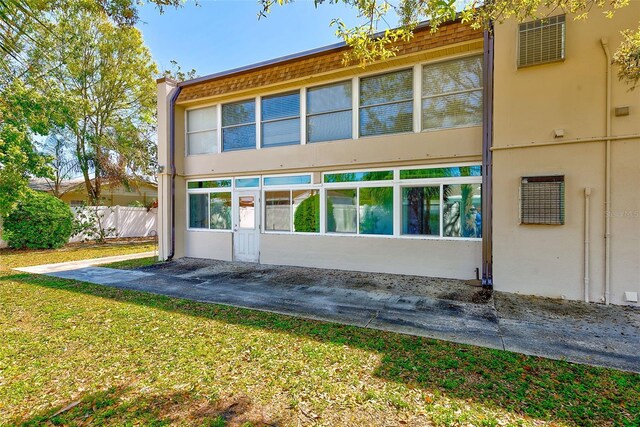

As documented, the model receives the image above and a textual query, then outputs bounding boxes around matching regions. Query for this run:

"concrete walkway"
[16,257,640,373]
[15,251,156,274]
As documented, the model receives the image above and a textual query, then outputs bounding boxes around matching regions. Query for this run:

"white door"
[233,190,260,262]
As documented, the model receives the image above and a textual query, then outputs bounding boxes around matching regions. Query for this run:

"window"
[324,170,393,183]
[518,15,566,67]
[235,177,260,188]
[262,92,300,147]
[187,181,232,231]
[307,81,352,143]
[187,106,217,155]
[222,100,256,151]
[400,166,481,180]
[443,184,482,238]
[360,69,413,137]
[327,189,357,234]
[265,189,320,233]
[422,56,483,130]
[402,186,440,236]
[326,187,393,235]
[520,176,565,225]
[264,175,312,186]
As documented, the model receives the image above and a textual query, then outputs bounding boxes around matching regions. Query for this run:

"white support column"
[300,88,307,145]
[413,64,422,133]
[156,77,177,261]
[255,96,261,150]
[352,77,359,139]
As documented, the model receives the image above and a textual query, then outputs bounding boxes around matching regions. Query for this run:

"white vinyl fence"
[0,206,157,247]
[70,206,157,242]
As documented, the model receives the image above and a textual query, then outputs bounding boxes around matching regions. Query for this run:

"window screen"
[518,15,566,67]
[359,69,413,137]
[422,56,483,130]
[187,106,217,155]
[222,100,256,151]
[307,81,352,143]
[520,176,565,225]
[262,92,300,147]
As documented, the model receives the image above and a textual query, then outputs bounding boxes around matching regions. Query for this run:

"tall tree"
[27,6,158,204]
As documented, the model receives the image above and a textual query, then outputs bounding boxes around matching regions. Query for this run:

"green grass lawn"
[0,246,638,426]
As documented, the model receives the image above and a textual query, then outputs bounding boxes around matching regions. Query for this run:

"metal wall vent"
[520,175,565,225]
[518,15,566,68]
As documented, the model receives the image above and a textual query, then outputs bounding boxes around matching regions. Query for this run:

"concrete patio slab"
[19,257,640,373]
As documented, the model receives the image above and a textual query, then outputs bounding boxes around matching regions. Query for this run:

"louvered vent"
[518,15,566,67]
[520,176,565,225]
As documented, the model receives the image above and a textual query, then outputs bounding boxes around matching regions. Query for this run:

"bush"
[2,190,74,249]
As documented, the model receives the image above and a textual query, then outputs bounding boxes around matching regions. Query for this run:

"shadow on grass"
[3,272,639,427]
[12,386,279,427]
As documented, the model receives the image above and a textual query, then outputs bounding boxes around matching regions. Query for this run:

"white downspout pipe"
[600,38,612,305]
[584,187,591,302]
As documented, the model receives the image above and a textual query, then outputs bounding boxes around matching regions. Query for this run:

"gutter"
[166,85,182,261]
[481,25,495,288]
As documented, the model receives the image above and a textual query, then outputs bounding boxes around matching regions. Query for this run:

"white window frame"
[221,99,257,153]
[262,173,320,235]
[260,91,301,148]
[186,178,233,233]
[420,55,484,132]
[185,104,219,156]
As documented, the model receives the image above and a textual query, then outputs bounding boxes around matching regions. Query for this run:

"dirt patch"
[145,258,491,305]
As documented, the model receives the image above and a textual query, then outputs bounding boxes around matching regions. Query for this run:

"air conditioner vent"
[520,175,565,225]
[518,15,566,68]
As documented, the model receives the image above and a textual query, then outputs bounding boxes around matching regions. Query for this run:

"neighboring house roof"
[28,177,157,195]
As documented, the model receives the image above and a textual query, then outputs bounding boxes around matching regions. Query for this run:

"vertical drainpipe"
[600,38,612,305]
[481,24,495,288]
[166,85,182,261]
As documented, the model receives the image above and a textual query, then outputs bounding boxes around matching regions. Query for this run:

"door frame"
[233,189,261,262]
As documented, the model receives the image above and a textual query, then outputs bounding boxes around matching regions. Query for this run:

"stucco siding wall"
[492,6,640,305]
[261,234,481,279]
[184,231,233,261]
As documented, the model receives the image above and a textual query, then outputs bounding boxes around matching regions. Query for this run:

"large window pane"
[222,125,256,151]
[210,192,231,230]
[262,92,300,121]
[360,69,413,106]
[262,118,300,147]
[189,194,208,229]
[422,56,483,130]
[265,191,291,231]
[359,187,393,235]
[326,189,357,233]
[360,101,413,136]
[293,190,320,233]
[402,187,440,236]
[187,106,216,132]
[187,130,216,155]
[307,110,351,143]
[443,184,482,238]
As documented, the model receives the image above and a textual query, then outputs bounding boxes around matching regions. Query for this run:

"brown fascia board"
[176,18,465,89]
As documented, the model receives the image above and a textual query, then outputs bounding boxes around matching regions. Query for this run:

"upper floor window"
[422,55,483,130]
[359,69,413,137]
[222,99,256,151]
[518,15,566,67]
[261,91,300,148]
[307,81,352,143]
[186,106,217,155]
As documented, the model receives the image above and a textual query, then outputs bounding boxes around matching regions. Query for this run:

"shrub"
[2,190,73,249]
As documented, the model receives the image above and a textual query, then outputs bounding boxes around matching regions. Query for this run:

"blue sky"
[136,0,371,78]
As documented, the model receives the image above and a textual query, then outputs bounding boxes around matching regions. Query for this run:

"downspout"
[481,24,495,288]
[600,38,611,304]
[167,85,182,261]
[584,187,591,302]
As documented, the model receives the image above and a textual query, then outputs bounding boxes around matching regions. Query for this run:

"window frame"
[221,98,257,152]
[306,80,353,144]
[260,90,301,148]
[421,55,484,132]
[185,104,219,156]
[186,177,234,233]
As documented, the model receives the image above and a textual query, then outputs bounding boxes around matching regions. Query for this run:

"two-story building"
[156,6,640,306]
